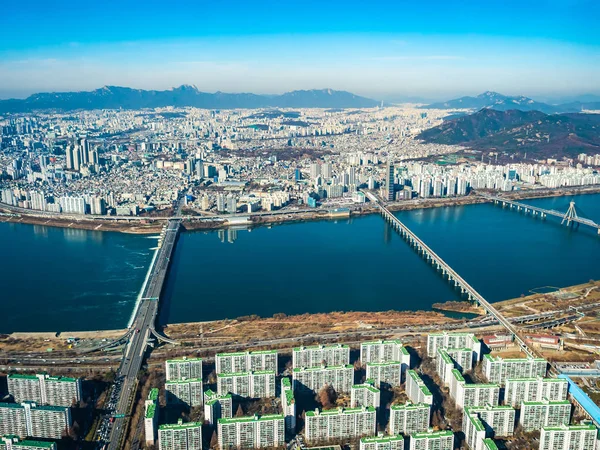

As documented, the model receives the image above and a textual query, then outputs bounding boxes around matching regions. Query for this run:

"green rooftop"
[305,406,375,417]
[148,388,159,401]
[159,421,202,430]
[390,402,430,411]
[451,369,465,382]
[293,365,353,372]
[438,349,453,365]
[165,378,202,384]
[352,383,380,394]
[366,361,402,367]
[293,344,349,351]
[218,414,284,424]
[361,339,402,346]
[145,403,156,419]
[360,435,403,443]
[166,357,202,363]
[13,441,56,449]
[482,439,498,450]
[412,430,454,439]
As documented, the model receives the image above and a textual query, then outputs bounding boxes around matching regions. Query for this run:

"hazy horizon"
[1,0,598,102]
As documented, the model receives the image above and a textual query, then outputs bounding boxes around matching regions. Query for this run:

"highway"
[104,217,181,450]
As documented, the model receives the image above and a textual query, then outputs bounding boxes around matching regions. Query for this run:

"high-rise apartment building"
[144,388,159,446]
[158,420,202,450]
[360,340,410,369]
[218,414,285,449]
[463,405,516,439]
[482,356,547,385]
[386,162,395,201]
[217,371,276,398]
[292,345,350,369]
[351,382,381,409]
[0,436,57,450]
[204,389,233,425]
[7,374,82,407]
[389,403,430,435]
[360,435,404,450]
[292,365,354,394]
[504,377,568,407]
[304,407,376,443]
[427,332,481,362]
[365,362,402,388]
[449,370,499,410]
[165,379,203,407]
[215,351,277,374]
[409,430,454,450]
[519,400,571,432]
[406,371,433,405]
[0,402,71,440]
[165,357,203,381]
[539,423,597,450]
[280,378,296,434]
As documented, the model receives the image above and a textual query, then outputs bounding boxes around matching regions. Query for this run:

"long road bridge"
[478,193,600,233]
[363,191,537,359]
[105,218,181,450]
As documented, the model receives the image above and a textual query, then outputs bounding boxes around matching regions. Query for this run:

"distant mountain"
[417,109,600,158]
[0,86,380,113]
[423,91,559,113]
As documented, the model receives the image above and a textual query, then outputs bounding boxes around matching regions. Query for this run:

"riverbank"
[3,184,599,235]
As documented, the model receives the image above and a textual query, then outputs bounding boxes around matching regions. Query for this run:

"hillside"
[417,109,600,158]
[0,86,380,113]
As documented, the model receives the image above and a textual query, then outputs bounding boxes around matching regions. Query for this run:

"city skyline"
[0,0,599,100]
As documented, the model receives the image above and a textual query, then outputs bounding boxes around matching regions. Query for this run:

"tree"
[318,385,337,409]
[210,431,218,449]
[235,404,245,417]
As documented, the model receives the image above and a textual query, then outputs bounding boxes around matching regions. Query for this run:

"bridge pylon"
[561,201,578,226]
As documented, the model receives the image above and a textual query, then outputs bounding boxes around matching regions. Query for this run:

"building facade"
[218,415,285,449]
[427,332,481,362]
[304,407,376,443]
[292,365,354,394]
[281,378,296,434]
[216,371,276,398]
[7,374,82,407]
[519,400,571,432]
[0,402,71,440]
[165,357,203,381]
[158,420,202,450]
[504,377,568,407]
[293,345,350,369]
[539,424,597,450]
[409,430,454,450]
[360,435,404,450]
[482,356,547,385]
[405,371,433,405]
[351,382,381,409]
[365,362,402,388]
[204,390,233,425]
[215,351,278,374]
[389,403,430,435]
[165,379,203,407]
[144,388,159,446]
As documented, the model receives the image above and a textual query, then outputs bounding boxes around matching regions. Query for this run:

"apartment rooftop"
[305,406,375,417]
[165,377,203,384]
[218,414,284,424]
[293,344,349,351]
[360,435,404,443]
[352,383,380,394]
[216,370,275,377]
[293,365,353,372]
[166,357,202,363]
[159,421,202,430]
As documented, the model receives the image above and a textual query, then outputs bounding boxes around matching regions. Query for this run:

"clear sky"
[0,0,598,101]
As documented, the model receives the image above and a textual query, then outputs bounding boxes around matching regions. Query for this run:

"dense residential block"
[365,362,402,388]
[360,340,410,369]
[293,344,350,369]
[0,436,57,450]
[281,377,296,434]
[0,402,71,440]
[449,370,499,410]
[218,414,285,449]
[158,419,202,450]
[204,389,233,425]
[409,429,454,450]
[165,378,203,407]
[389,403,430,435]
[504,377,568,406]
[359,434,404,450]
[539,423,598,450]
[427,332,481,362]
[463,405,515,439]
[518,400,571,432]
[7,374,82,407]
[216,371,276,398]
[215,351,278,374]
[292,365,354,394]
[405,370,433,405]
[351,382,381,409]
[165,357,203,381]
[482,355,547,385]
[304,407,376,443]
[144,388,159,446]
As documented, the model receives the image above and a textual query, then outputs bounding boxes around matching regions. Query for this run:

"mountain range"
[0,86,380,113]
[423,91,600,114]
[417,109,600,158]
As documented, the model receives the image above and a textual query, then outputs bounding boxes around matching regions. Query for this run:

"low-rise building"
[504,377,568,407]
[218,414,285,449]
[158,419,202,450]
[539,423,598,450]
[165,378,203,407]
[304,407,376,443]
[482,355,547,385]
[293,345,350,369]
[406,371,433,405]
[519,400,571,432]
[409,429,454,450]
[360,434,404,450]
[389,403,430,435]
[217,371,276,398]
[292,365,354,394]
[365,362,402,388]
[351,382,381,409]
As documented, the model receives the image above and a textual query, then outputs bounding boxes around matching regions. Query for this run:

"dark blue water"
[161,193,600,324]
[0,223,155,333]
[1,193,599,332]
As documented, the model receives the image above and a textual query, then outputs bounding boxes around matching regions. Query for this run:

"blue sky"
[0,0,598,100]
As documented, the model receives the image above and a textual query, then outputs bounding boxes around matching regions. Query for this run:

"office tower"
[144,388,159,446]
[360,435,404,450]
[427,332,481,362]
[348,167,356,186]
[292,344,350,368]
[365,362,402,388]
[405,371,433,405]
[215,351,277,374]
[280,378,296,434]
[386,161,395,201]
[360,340,410,369]
[482,356,547,385]
[539,423,597,450]
[165,357,203,381]
[321,163,332,179]
[7,374,82,407]
[0,402,71,440]
[310,163,321,179]
[464,405,516,438]
[292,365,354,394]
[218,414,285,449]
[65,146,74,170]
[216,371,276,398]
[304,407,376,442]
[519,400,571,432]
[504,377,568,407]
[350,382,380,409]
[158,420,202,450]
[164,379,203,407]
[196,160,204,179]
[450,370,499,410]
[389,403,430,435]
[0,435,57,450]
[204,389,232,425]
[409,430,454,450]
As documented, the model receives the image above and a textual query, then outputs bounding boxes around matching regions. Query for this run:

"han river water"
[1,193,599,333]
